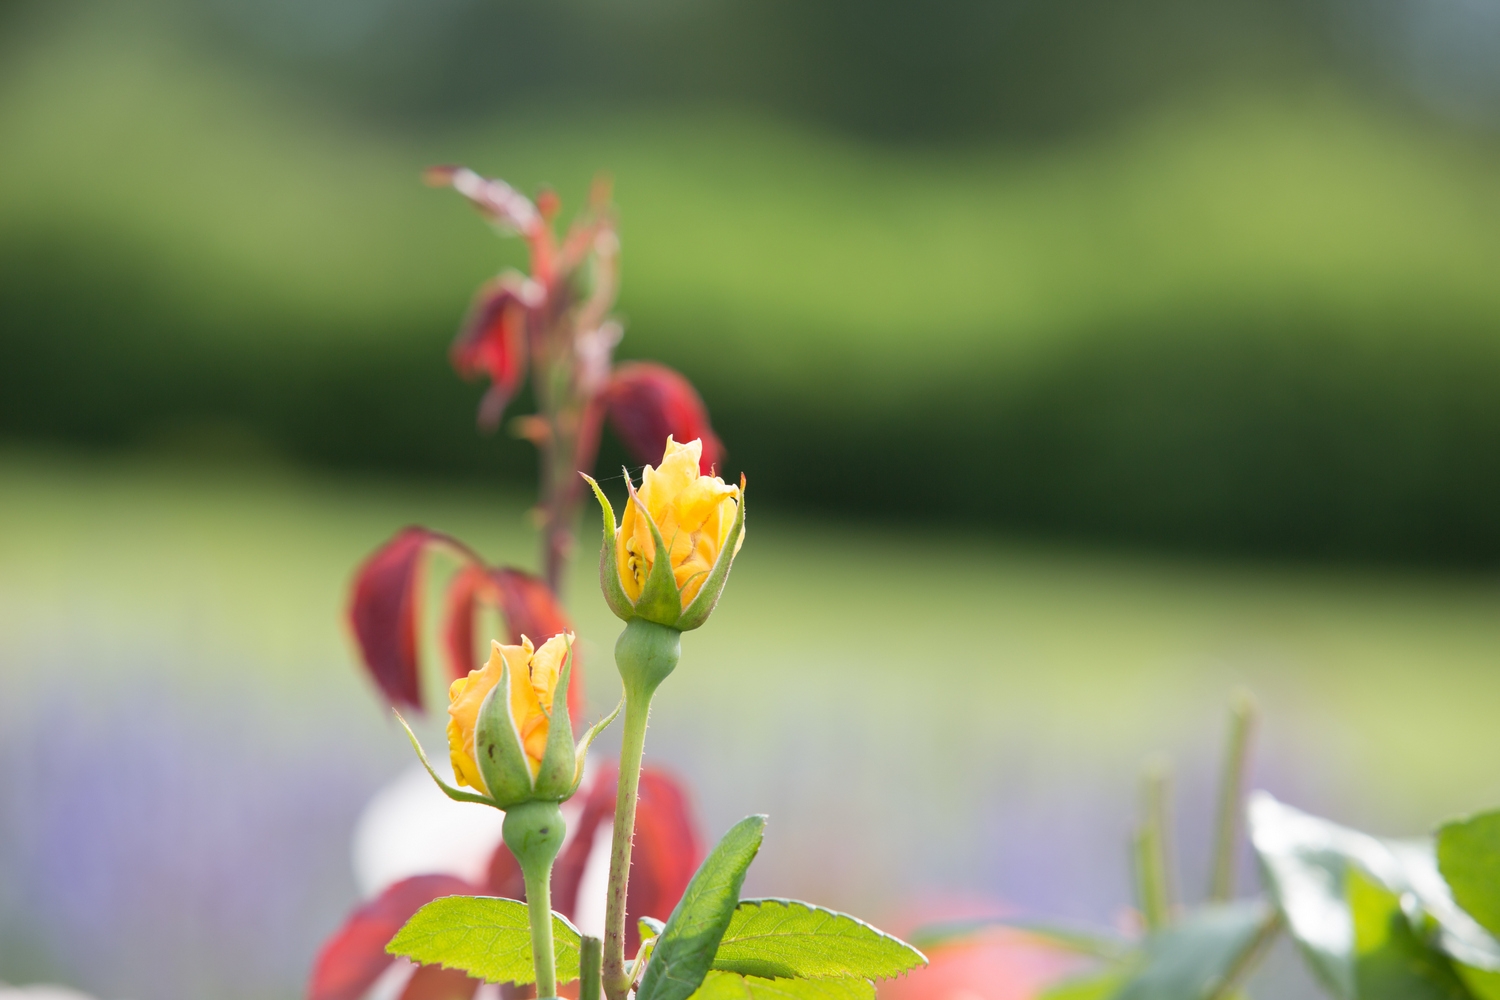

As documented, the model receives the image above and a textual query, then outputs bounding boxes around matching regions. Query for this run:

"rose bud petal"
[585,437,745,632]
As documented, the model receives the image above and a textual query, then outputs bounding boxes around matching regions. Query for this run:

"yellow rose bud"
[447,633,570,794]
[585,437,746,632]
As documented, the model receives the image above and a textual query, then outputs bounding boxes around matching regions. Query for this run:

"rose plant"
[313,168,926,1000]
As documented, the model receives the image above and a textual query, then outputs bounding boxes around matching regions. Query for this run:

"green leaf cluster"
[384,815,924,1000]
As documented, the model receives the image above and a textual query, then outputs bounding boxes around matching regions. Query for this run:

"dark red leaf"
[551,762,620,921]
[451,276,535,432]
[440,564,491,682]
[348,528,442,711]
[486,841,528,901]
[491,567,583,726]
[400,964,480,1000]
[603,362,725,475]
[307,874,477,1000]
[628,767,705,948]
[548,763,703,953]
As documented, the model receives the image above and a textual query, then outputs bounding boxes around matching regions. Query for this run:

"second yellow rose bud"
[445,632,601,808]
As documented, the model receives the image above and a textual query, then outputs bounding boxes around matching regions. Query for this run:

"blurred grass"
[5,447,1500,848]
[6,9,1500,561]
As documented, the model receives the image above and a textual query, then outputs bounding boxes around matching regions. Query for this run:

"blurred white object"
[352,760,603,901]
[0,986,100,1000]
[352,761,506,897]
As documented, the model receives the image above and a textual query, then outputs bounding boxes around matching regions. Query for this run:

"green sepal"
[533,641,579,800]
[475,657,537,808]
[393,709,498,808]
[626,476,687,628]
[573,694,624,791]
[584,474,635,623]
[676,476,745,632]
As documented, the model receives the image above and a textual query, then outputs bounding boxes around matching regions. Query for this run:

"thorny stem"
[602,692,653,1000]
[1210,690,1259,902]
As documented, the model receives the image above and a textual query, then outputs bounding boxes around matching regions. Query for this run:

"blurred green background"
[5,0,1500,562]
[4,0,1500,997]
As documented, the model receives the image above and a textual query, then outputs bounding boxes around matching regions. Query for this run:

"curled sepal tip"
[393,709,498,808]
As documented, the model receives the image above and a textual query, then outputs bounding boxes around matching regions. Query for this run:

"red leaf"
[486,841,528,901]
[348,528,443,711]
[491,568,583,726]
[548,763,704,953]
[451,276,536,432]
[440,564,491,683]
[308,874,477,1000]
[400,964,480,1000]
[629,768,705,948]
[551,762,620,920]
[603,363,724,475]
[439,566,582,727]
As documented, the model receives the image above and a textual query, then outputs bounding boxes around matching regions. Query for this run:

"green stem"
[523,858,559,999]
[1135,756,1177,929]
[580,935,603,1000]
[503,801,566,999]
[603,690,653,1000]
[1210,690,1258,903]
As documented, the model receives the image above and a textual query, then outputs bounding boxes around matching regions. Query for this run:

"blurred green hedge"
[5,16,1500,566]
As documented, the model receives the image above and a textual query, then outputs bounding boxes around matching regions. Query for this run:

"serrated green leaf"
[1110,899,1279,1000]
[386,895,583,985]
[710,899,925,981]
[909,916,1130,960]
[1439,812,1500,943]
[637,815,767,1000]
[1038,968,1134,1000]
[1348,868,1471,1000]
[688,970,874,1000]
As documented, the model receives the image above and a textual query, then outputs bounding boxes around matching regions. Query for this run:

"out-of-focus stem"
[1210,690,1259,903]
[580,935,603,1000]
[1134,756,1177,929]
[602,692,652,1000]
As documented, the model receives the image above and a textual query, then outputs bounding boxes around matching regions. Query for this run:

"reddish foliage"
[348,528,446,710]
[400,964,480,1000]
[351,533,579,724]
[628,768,706,948]
[549,762,704,954]
[440,565,581,728]
[604,362,725,475]
[450,276,538,431]
[308,874,477,1000]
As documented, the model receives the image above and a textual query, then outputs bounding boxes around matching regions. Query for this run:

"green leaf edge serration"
[385,895,583,986]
